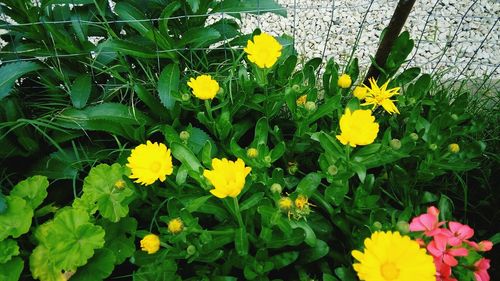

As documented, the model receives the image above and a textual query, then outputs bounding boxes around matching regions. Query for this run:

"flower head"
[361,77,400,114]
[127,141,173,186]
[474,258,490,281]
[409,206,444,237]
[278,197,292,211]
[244,32,282,68]
[448,143,460,153]
[140,234,160,254]
[352,231,435,281]
[203,158,251,199]
[296,94,307,106]
[427,233,468,267]
[114,179,126,189]
[187,74,220,100]
[167,218,184,234]
[338,73,352,88]
[246,148,258,158]
[353,86,368,100]
[336,108,379,147]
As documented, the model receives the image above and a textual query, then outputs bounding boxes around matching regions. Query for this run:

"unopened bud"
[270,183,282,194]
[390,139,401,150]
[181,93,191,101]
[114,179,126,189]
[264,155,272,163]
[429,143,438,151]
[179,131,190,141]
[292,84,300,92]
[410,133,419,141]
[373,221,382,230]
[187,245,196,255]
[451,114,459,120]
[448,143,460,153]
[327,165,338,176]
[396,221,410,234]
[247,148,258,158]
[305,101,317,112]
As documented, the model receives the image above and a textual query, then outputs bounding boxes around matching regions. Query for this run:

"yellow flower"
[448,143,460,153]
[352,231,435,281]
[362,77,400,114]
[296,95,307,106]
[338,73,352,89]
[353,86,368,100]
[140,234,160,254]
[167,218,184,234]
[294,195,309,210]
[187,74,220,100]
[336,108,379,147]
[203,158,252,199]
[246,148,258,158]
[114,179,126,189]
[127,141,173,186]
[244,32,282,68]
[278,197,293,211]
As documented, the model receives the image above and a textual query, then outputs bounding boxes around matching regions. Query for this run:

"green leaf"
[44,0,94,6]
[100,217,137,265]
[187,0,200,12]
[0,194,7,214]
[235,227,249,256]
[0,62,41,101]
[134,84,169,119]
[325,182,348,206]
[295,173,321,197]
[0,257,23,281]
[239,192,265,212]
[99,39,175,59]
[298,239,329,263]
[171,142,202,172]
[270,251,299,269]
[11,175,49,209]
[213,0,287,17]
[30,245,63,281]
[33,208,105,271]
[184,195,212,213]
[70,74,91,109]
[57,103,151,126]
[0,239,19,264]
[70,249,116,281]
[290,220,317,246]
[186,126,214,154]
[82,163,134,222]
[158,64,180,110]
[0,196,33,240]
[178,27,220,48]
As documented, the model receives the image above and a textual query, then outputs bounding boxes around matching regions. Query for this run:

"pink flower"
[409,206,445,236]
[474,258,490,281]
[434,257,457,281]
[427,234,468,267]
[441,221,474,246]
[466,240,493,252]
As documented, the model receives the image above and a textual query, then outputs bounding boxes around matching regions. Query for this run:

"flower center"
[149,161,161,172]
[380,262,399,280]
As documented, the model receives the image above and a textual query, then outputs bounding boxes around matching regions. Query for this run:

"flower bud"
[246,148,258,158]
[270,183,282,194]
[181,93,191,101]
[217,87,224,95]
[410,133,419,141]
[304,101,316,112]
[179,131,190,141]
[287,162,298,175]
[292,84,300,92]
[390,139,402,150]
[337,73,352,89]
[353,86,367,100]
[327,165,338,176]
[451,114,459,120]
[167,218,184,234]
[278,197,293,212]
[264,155,272,163]
[396,221,410,234]
[114,179,126,189]
[429,143,438,151]
[373,221,382,230]
[448,143,460,153]
[186,245,196,255]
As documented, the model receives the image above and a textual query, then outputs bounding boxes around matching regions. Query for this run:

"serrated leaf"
[0,257,24,281]
[0,239,19,264]
[0,196,33,240]
[171,142,202,172]
[0,61,41,101]
[70,74,91,109]
[38,208,105,271]
[70,249,116,281]
[82,163,134,222]
[11,175,49,209]
[186,126,213,154]
[158,64,180,110]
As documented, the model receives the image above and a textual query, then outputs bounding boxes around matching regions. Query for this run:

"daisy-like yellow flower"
[127,141,173,186]
[362,77,400,114]
[296,95,307,106]
[353,86,368,100]
[278,197,293,211]
[352,231,435,281]
[167,218,184,234]
[203,158,252,199]
[187,74,219,100]
[140,234,160,254]
[294,195,309,210]
[244,32,282,68]
[338,73,352,89]
[336,108,379,147]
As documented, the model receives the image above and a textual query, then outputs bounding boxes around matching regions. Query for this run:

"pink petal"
[427,241,444,257]
[478,241,493,251]
[428,206,440,217]
[443,254,458,267]
[449,247,468,257]
[419,214,438,230]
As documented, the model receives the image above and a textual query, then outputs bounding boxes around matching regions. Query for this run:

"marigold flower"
[167,218,184,234]
[127,141,173,186]
[353,86,368,100]
[362,77,400,114]
[246,148,258,158]
[203,158,251,199]
[352,231,435,281]
[336,108,379,147]
[244,32,282,68]
[296,94,307,106]
[278,197,292,211]
[187,74,219,100]
[140,234,160,254]
[448,143,460,153]
[338,73,352,88]
[294,195,309,210]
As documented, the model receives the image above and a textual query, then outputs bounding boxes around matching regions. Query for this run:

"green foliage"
[0,196,34,240]
[0,239,19,264]
[10,175,49,209]
[0,62,42,101]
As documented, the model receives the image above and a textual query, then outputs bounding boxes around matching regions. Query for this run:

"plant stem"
[232,197,245,229]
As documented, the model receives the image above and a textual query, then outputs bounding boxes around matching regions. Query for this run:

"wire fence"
[0,0,499,86]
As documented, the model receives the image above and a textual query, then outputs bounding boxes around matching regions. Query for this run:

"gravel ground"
[236,0,500,81]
